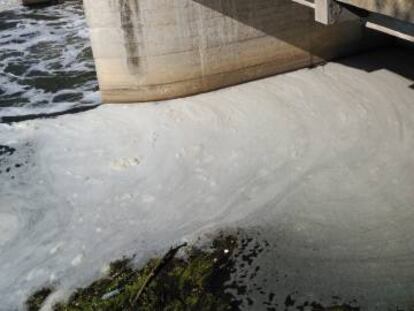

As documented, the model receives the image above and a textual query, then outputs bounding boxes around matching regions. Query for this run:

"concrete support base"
[83,0,387,103]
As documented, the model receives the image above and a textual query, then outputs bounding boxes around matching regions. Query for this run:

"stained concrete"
[82,0,388,102]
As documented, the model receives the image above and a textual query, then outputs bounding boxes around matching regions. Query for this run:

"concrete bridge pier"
[82,0,387,103]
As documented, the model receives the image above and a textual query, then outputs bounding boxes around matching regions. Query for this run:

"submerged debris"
[26,287,53,311]
[0,145,15,157]
[25,232,366,311]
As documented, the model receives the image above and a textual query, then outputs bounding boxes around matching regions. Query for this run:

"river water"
[0,0,98,121]
[1,1,414,311]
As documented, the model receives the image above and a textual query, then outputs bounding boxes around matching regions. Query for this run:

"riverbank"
[26,232,362,311]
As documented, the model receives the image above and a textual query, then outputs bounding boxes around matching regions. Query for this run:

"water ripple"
[0,1,100,119]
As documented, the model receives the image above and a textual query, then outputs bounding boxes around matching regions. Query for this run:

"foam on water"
[0,0,20,11]
[0,47,413,310]
[1,1,414,309]
[0,1,99,119]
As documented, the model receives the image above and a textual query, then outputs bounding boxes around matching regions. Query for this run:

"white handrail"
[291,0,315,9]
[366,21,414,43]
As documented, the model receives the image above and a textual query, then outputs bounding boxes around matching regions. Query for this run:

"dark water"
[0,1,99,120]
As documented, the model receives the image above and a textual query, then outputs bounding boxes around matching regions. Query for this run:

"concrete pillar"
[83,0,387,103]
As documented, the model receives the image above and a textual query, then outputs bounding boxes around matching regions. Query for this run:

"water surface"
[0,1,99,120]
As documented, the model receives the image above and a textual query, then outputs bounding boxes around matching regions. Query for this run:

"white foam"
[0,47,413,310]
[0,0,20,11]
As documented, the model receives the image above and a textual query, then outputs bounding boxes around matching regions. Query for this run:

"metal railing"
[291,0,414,42]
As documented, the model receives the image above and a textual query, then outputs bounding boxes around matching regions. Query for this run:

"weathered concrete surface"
[338,0,414,23]
[83,0,387,103]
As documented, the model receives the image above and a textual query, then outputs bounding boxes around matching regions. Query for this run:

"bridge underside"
[337,0,414,23]
[294,0,413,43]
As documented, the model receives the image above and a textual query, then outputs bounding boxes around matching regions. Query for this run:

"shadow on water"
[336,44,414,89]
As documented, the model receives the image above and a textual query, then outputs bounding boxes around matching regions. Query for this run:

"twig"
[130,242,188,309]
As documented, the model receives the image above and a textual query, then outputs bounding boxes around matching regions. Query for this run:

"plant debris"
[26,287,53,311]
[37,234,240,311]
